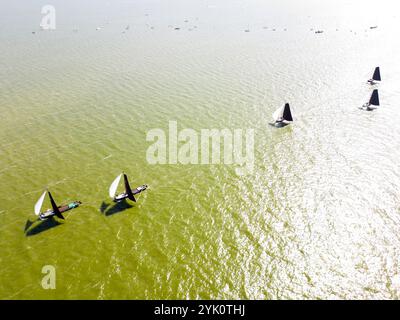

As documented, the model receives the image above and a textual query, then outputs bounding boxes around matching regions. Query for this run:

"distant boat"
[360,89,380,111]
[368,67,381,85]
[270,103,293,128]
[370,26,378,29]
[315,30,324,34]
[34,190,81,221]
[109,173,147,203]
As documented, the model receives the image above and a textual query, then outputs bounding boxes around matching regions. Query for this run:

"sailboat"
[368,67,381,85]
[270,103,293,127]
[109,173,147,203]
[34,190,81,221]
[361,89,380,111]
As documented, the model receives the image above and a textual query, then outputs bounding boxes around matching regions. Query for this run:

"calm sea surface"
[1,0,400,299]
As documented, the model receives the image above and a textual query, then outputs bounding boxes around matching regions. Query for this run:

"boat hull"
[360,103,376,111]
[114,185,148,202]
[269,122,290,128]
[39,201,81,220]
[368,79,379,85]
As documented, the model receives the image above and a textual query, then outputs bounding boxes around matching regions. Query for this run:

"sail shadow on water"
[24,217,62,236]
[99,201,110,214]
[100,199,133,217]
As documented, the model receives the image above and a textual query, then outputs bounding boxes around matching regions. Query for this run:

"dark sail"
[369,89,380,106]
[124,174,136,202]
[48,191,65,220]
[372,67,381,81]
[283,103,293,121]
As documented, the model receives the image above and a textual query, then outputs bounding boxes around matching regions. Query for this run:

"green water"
[1,0,400,299]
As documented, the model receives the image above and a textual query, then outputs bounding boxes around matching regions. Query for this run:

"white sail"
[109,174,122,198]
[34,191,47,215]
[272,105,284,121]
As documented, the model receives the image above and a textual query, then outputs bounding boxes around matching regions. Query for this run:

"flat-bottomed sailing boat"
[34,190,81,221]
[368,67,381,85]
[360,89,380,111]
[270,103,293,128]
[109,173,147,203]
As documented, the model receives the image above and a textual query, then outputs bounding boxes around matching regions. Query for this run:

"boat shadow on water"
[100,200,133,217]
[24,218,62,236]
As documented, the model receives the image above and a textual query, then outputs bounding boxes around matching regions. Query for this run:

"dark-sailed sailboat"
[109,173,147,203]
[361,89,380,111]
[368,67,381,85]
[270,103,293,128]
[34,190,81,221]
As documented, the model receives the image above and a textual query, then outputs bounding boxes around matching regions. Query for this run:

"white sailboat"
[368,67,381,85]
[361,89,380,111]
[109,173,148,203]
[271,103,293,128]
[34,190,81,221]
[34,190,64,220]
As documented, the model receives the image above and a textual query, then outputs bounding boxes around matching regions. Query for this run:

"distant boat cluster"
[30,14,379,35]
[246,25,378,34]
[30,25,379,34]
[270,67,381,126]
